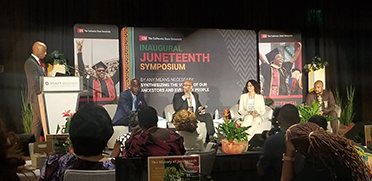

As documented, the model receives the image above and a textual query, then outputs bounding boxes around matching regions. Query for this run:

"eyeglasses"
[183,84,192,87]
[96,69,105,72]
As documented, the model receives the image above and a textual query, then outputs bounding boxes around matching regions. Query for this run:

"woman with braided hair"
[281,122,369,181]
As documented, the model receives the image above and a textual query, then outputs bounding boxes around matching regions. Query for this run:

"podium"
[38,76,83,138]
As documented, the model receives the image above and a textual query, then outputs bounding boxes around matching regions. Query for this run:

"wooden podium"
[38,76,83,138]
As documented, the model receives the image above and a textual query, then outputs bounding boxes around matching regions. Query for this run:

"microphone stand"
[64,64,91,103]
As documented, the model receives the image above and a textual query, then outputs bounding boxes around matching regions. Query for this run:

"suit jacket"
[305,90,336,115]
[172,92,202,114]
[112,89,147,126]
[238,93,266,116]
[24,55,45,103]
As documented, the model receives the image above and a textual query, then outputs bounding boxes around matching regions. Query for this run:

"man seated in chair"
[172,80,215,141]
[306,80,339,134]
[112,78,147,126]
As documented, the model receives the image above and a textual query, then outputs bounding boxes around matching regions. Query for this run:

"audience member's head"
[173,110,198,133]
[308,115,327,130]
[138,106,158,129]
[287,122,366,180]
[277,104,300,131]
[69,104,113,157]
[243,79,261,94]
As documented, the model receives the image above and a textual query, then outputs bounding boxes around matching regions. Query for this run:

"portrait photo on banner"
[259,41,303,106]
[73,38,120,104]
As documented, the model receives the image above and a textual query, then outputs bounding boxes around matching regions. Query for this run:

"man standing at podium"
[24,41,47,142]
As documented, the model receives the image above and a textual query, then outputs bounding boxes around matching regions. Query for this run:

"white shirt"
[31,54,41,65]
[182,93,196,113]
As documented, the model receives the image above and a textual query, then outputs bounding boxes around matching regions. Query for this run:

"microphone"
[63,64,90,79]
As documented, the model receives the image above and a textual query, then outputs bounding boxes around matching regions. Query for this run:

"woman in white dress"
[173,110,204,151]
[238,79,266,139]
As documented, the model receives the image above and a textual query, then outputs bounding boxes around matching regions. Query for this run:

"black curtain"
[1,0,371,133]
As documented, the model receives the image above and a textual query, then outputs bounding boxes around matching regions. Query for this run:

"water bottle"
[215,109,219,120]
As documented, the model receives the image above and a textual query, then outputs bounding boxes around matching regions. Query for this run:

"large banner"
[121,28,257,115]
[73,24,120,104]
[258,30,303,106]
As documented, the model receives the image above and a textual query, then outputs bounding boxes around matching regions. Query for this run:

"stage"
[211,150,262,181]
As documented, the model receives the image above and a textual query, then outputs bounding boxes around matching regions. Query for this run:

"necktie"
[39,60,46,76]
[132,96,137,111]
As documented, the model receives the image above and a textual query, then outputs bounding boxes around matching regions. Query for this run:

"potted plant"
[216,108,250,154]
[303,55,329,72]
[334,86,355,135]
[296,101,336,123]
[54,110,74,153]
[21,87,33,134]
[44,50,70,76]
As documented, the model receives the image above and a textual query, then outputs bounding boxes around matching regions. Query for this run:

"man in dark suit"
[24,41,47,142]
[172,80,215,139]
[112,78,147,126]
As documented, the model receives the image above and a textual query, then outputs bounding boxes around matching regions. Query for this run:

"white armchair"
[229,104,240,120]
[228,104,273,136]
[102,104,118,119]
[63,169,115,181]
[164,104,175,128]
[107,126,129,149]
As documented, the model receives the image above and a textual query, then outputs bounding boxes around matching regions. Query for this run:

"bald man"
[112,78,147,126]
[172,80,215,139]
[306,80,339,134]
[24,41,47,142]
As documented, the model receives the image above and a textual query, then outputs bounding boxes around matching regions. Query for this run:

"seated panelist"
[112,78,147,126]
[238,79,266,138]
[305,80,339,134]
[172,80,215,140]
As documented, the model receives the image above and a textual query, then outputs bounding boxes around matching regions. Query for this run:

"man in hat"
[24,41,47,142]
[259,42,302,96]
[76,40,119,103]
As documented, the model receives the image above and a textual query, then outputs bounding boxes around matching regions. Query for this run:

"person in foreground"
[173,110,204,151]
[238,79,266,138]
[24,41,47,142]
[112,78,147,126]
[173,80,215,140]
[306,80,339,134]
[123,106,185,157]
[308,115,328,130]
[39,104,115,181]
[0,119,35,181]
[281,122,369,181]
[256,104,301,181]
